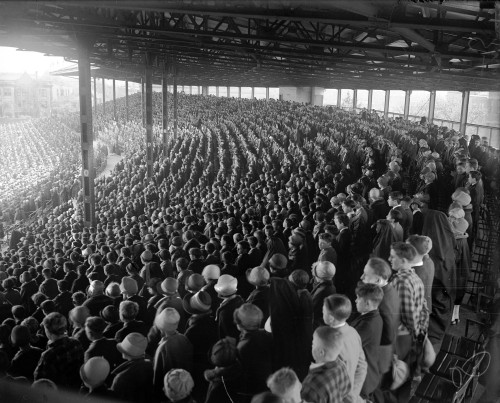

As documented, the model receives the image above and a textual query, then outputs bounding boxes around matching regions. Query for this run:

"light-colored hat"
[452,190,471,207]
[116,332,147,358]
[161,277,178,295]
[312,261,336,280]
[120,277,138,295]
[155,307,181,332]
[202,265,220,281]
[88,280,104,295]
[164,369,194,401]
[141,250,153,262]
[234,303,263,330]
[214,274,238,297]
[246,267,270,286]
[80,357,110,388]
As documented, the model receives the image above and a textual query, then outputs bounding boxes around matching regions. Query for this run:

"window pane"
[409,91,429,121]
[229,87,239,98]
[341,89,354,108]
[208,86,217,95]
[241,87,252,99]
[269,88,279,99]
[357,90,369,109]
[254,87,266,99]
[324,89,338,105]
[372,90,386,111]
[388,90,405,116]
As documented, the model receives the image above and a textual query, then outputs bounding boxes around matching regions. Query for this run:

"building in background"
[0,72,52,118]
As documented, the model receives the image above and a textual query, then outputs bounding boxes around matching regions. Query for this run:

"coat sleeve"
[353,341,368,398]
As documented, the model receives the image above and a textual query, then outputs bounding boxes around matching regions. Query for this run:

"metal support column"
[141,78,145,127]
[145,54,153,178]
[125,80,129,121]
[460,90,470,135]
[102,77,106,114]
[404,90,411,120]
[337,89,342,107]
[266,87,269,100]
[112,79,116,121]
[227,86,230,97]
[353,90,358,110]
[202,86,208,96]
[216,86,219,97]
[367,90,373,111]
[77,42,96,228]
[238,87,242,98]
[162,64,169,157]
[173,65,178,140]
[93,77,97,114]
[384,90,390,118]
[251,87,255,99]
[428,90,436,124]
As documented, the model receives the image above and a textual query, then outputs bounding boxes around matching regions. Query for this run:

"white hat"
[214,274,238,297]
[312,261,336,280]
[202,264,221,281]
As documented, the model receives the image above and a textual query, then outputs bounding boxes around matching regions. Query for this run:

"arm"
[352,343,368,398]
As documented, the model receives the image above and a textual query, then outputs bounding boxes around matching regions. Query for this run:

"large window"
[253,87,266,99]
[324,89,339,106]
[434,91,462,130]
[229,87,239,98]
[341,89,354,108]
[241,87,252,99]
[208,86,217,96]
[357,90,369,109]
[388,90,405,115]
[269,88,279,99]
[372,90,386,111]
[409,91,430,120]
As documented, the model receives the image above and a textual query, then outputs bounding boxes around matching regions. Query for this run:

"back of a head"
[251,392,284,403]
[323,294,351,322]
[366,257,392,281]
[391,242,417,262]
[314,326,343,358]
[267,367,300,399]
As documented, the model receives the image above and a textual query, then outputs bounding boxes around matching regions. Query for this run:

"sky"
[0,46,74,75]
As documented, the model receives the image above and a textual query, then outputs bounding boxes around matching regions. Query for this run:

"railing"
[349,107,500,149]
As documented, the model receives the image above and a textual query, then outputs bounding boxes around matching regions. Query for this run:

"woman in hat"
[110,332,154,403]
[246,267,271,323]
[183,290,218,401]
[214,274,244,340]
[448,207,471,325]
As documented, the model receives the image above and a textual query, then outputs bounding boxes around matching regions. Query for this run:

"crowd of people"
[0,117,110,229]
[0,91,499,403]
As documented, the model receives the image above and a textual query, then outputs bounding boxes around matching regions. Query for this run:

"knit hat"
[452,190,471,207]
[269,253,288,270]
[312,261,336,280]
[449,207,465,219]
[246,267,270,286]
[164,369,194,401]
[450,218,469,234]
[202,264,220,281]
[210,337,237,367]
[120,277,138,295]
[214,274,238,297]
[155,307,180,332]
[161,277,178,295]
[80,357,110,389]
[186,273,205,293]
[116,332,147,358]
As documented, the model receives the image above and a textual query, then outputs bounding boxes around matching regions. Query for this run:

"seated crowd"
[0,92,499,403]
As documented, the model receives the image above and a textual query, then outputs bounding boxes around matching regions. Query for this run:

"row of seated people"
[0,93,498,403]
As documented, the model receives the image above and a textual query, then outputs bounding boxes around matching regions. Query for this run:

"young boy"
[350,283,384,400]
